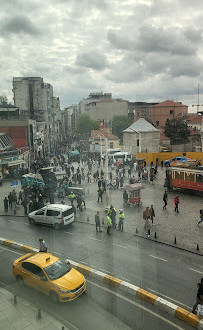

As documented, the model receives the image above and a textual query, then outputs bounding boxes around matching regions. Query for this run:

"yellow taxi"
[13,252,86,302]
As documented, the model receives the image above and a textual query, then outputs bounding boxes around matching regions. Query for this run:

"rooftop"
[90,129,119,140]
[150,100,187,108]
[123,118,160,133]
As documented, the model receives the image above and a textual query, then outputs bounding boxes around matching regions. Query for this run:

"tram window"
[185,173,194,181]
[175,172,180,179]
[196,174,203,183]
[179,172,184,180]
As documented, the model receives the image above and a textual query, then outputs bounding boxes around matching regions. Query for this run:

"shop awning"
[7,160,25,167]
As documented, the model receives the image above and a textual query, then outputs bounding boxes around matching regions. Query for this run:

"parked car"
[28,204,75,229]
[164,157,191,166]
[13,252,86,302]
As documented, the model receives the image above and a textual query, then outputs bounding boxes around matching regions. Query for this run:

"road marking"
[122,278,130,282]
[7,220,16,222]
[147,288,190,310]
[189,268,203,275]
[88,237,101,241]
[113,244,128,249]
[150,255,168,262]
[87,279,184,330]
[100,268,114,275]
[0,246,23,255]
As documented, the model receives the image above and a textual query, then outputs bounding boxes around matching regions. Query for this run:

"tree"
[0,94,8,105]
[75,114,99,136]
[164,115,190,145]
[112,115,131,142]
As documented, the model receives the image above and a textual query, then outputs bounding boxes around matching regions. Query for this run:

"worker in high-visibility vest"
[68,192,76,206]
[106,213,112,235]
[118,209,125,231]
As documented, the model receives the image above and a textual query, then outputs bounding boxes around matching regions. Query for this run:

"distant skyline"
[0,0,203,112]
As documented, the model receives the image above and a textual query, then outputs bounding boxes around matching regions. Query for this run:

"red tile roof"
[186,113,202,124]
[151,100,188,108]
[90,129,119,140]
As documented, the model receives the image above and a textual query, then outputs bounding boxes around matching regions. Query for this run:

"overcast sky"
[0,0,203,111]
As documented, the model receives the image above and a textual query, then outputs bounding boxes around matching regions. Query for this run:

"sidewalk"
[0,287,68,330]
[0,164,202,253]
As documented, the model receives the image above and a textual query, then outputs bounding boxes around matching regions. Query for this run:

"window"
[170,110,174,115]
[137,139,139,147]
[46,209,60,216]
[44,260,71,280]
[63,208,74,217]
[36,210,45,216]
[22,262,44,277]
[185,172,194,182]
[109,142,113,149]
[156,121,159,126]
[196,174,203,183]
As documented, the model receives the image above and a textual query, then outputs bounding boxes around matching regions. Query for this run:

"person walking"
[145,216,151,238]
[39,237,47,252]
[111,206,117,228]
[97,188,103,203]
[174,196,180,213]
[68,191,76,206]
[197,209,203,226]
[95,211,101,232]
[22,197,28,215]
[4,197,8,213]
[118,210,125,231]
[163,191,168,209]
[192,278,203,314]
[123,190,128,205]
[106,213,112,235]
[8,192,13,209]
[149,205,155,225]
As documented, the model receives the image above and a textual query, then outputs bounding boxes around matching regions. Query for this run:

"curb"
[0,237,202,329]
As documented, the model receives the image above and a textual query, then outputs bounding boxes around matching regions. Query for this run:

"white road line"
[147,288,191,310]
[80,261,88,265]
[113,244,128,249]
[122,278,130,282]
[88,237,101,241]
[87,279,184,330]
[150,255,168,262]
[100,268,114,275]
[189,268,203,275]
[0,246,23,255]
[64,231,75,235]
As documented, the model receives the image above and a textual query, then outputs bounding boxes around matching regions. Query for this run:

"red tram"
[166,165,203,195]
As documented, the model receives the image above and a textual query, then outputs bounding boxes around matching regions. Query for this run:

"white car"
[28,204,75,229]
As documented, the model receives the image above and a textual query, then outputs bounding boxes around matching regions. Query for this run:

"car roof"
[46,204,72,211]
[25,252,59,268]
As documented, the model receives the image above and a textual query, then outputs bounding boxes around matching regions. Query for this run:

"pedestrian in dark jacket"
[4,197,8,213]
[22,198,28,215]
[97,188,103,203]
[95,211,101,232]
[163,191,168,209]
[197,209,203,227]
[8,192,13,209]
[29,201,34,213]
[149,205,155,225]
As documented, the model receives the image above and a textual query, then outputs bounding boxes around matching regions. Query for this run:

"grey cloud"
[168,56,203,77]
[183,27,203,44]
[64,65,87,75]
[1,15,40,36]
[75,51,109,71]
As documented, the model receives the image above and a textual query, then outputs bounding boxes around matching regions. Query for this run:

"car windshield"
[44,260,71,281]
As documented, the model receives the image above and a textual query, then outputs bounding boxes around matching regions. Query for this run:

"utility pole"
[192,84,203,112]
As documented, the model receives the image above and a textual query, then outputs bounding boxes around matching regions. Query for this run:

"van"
[28,204,75,229]
[102,148,122,159]
[112,152,132,164]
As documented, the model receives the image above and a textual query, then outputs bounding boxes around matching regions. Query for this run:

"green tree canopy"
[75,114,99,136]
[112,115,131,142]
[164,115,190,145]
[0,94,8,105]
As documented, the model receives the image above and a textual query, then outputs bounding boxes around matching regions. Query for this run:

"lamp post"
[137,131,142,153]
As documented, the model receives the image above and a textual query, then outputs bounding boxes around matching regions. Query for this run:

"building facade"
[150,100,188,128]
[123,118,160,159]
